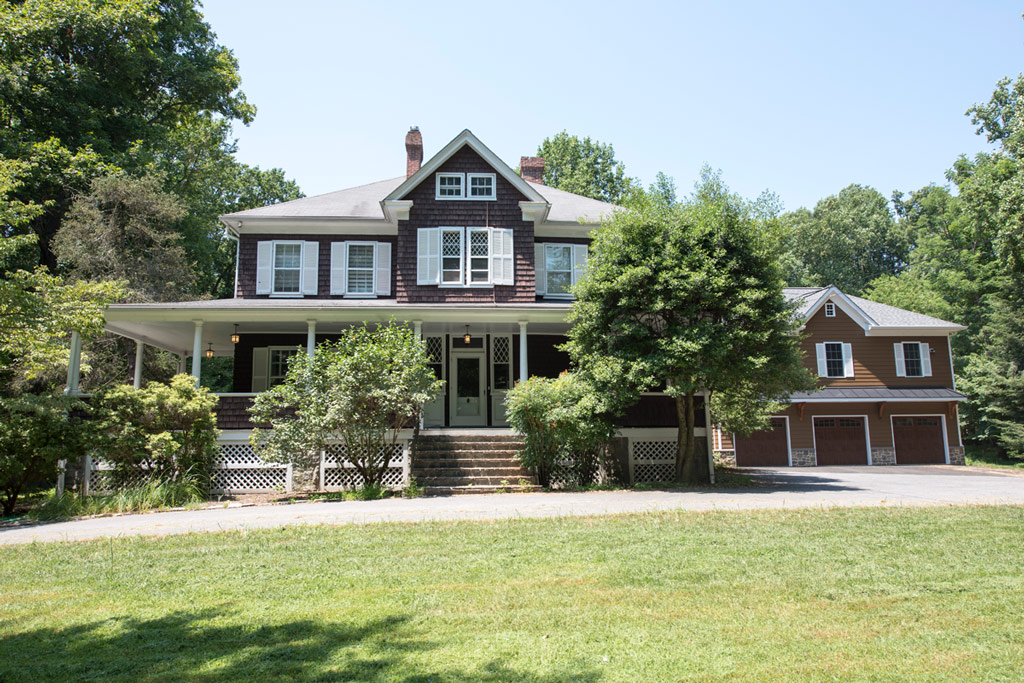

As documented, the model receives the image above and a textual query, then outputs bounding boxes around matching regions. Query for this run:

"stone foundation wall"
[714,450,736,467]
[948,446,965,465]
[871,447,896,465]
[791,448,816,467]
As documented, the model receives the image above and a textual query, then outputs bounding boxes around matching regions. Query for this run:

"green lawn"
[1,507,1022,681]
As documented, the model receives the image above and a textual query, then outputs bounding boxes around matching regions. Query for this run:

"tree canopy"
[535,131,636,204]
[565,170,813,484]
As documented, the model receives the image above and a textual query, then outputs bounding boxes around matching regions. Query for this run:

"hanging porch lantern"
[205,343,214,359]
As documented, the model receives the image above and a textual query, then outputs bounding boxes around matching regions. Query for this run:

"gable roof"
[783,285,965,333]
[383,129,547,205]
[220,129,621,225]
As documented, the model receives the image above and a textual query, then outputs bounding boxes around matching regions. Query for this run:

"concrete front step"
[412,467,529,478]
[416,443,523,453]
[423,484,542,496]
[414,457,522,467]
[415,451,520,460]
[417,434,522,443]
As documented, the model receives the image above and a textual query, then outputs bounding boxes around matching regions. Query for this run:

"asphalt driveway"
[2,465,1022,546]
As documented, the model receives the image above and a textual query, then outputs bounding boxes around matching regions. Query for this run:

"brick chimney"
[405,127,423,177]
[520,156,544,184]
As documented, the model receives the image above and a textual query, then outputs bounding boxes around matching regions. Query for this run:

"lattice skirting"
[630,439,678,483]
[212,442,291,493]
[322,443,407,490]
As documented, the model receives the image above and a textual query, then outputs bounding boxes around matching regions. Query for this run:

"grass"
[27,477,205,521]
[1,506,1023,681]
[965,442,1024,471]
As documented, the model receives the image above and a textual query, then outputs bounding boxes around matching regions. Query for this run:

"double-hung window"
[346,243,375,295]
[894,341,932,377]
[815,341,854,378]
[273,242,302,294]
[418,227,513,287]
[435,172,496,200]
[545,245,573,296]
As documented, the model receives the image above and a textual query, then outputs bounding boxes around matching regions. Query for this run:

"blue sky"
[202,0,1023,212]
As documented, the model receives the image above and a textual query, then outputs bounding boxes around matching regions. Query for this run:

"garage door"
[735,418,789,467]
[814,417,868,465]
[893,416,946,464]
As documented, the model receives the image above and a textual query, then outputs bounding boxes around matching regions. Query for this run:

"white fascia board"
[224,217,397,236]
[519,201,550,224]
[381,199,413,223]
[534,221,599,239]
[102,325,191,356]
[863,325,967,336]
[105,304,573,325]
[798,285,875,331]
[384,129,548,205]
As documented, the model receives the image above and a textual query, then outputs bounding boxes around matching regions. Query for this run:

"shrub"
[93,374,219,489]
[250,320,443,488]
[31,476,204,520]
[505,373,614,488]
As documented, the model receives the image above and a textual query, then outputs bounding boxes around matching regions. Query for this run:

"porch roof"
[104,299,572,356]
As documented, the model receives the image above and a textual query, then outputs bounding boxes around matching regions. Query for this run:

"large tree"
[565,170,813,484]
[782,184,909,295]
[0,0,254,269]
[535,131,636,204]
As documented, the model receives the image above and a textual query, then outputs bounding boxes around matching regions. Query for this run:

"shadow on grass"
[0,608,601,682]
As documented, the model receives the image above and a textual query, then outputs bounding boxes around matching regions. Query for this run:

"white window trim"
[436,226,509,288]
[267,346,299,387]
[824,302,836,317]
[897,341,931,378]
[541,243,578,300]
[820,341,848,379]
[466,173,496,201]
[435,173,465,200]
[344,241,377,299]
[270,240,304,298]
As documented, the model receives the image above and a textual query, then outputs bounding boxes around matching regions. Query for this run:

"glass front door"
[450,353,486,426]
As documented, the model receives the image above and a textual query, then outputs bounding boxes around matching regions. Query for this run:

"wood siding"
[236,234,397,299]
[396,146,536,303]
[802,307,954,388]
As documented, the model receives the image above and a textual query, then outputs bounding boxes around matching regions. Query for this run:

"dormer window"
[436,173,464,199]
[825,302,836,317]
[435,172,496,200]
[468,173,495,199]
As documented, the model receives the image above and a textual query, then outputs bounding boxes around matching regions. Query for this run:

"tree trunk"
[674,390,708,485]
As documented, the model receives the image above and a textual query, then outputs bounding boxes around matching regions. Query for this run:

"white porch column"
[413,320,422,339]
[177,354,186,375]
[306,319,317,357]
[64,331,82,395]
[190,320,203,383]
[132,340,144,389]
[518,321,528,383]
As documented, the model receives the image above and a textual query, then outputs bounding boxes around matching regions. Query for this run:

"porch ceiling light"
[464,326,471,344]
[205,342,214,359]
[231,324,239,344]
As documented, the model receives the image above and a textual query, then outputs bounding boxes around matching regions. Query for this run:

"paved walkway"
[2,466,1022,546]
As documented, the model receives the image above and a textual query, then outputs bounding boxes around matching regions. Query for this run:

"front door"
[450,353,486,426]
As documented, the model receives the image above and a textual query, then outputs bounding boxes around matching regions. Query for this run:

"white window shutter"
[815,343,827,377]
[843,343,854,378]
[252,348,269,392]
[501,229,514,285]
[489,228,502,285]
[375,242,392,296]
[894,342,906,377]
[572,244,588,286]
[921,343,932,377]
[534,242,546,295]
[330,242,346,295]
[256,241,273,294]
[301,241,319,295]
[417,228,440,285]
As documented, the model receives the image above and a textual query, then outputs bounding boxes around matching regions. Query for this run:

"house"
[82,128,966,492]
[90,128,709,492]
[714,286,967,466]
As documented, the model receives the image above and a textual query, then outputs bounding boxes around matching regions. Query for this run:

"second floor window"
[273,243,302,294]
[894,341,932,377]
[418,227,513,287]
[535,242,588,298]
[815,341,853,378]
[346,243,375,295]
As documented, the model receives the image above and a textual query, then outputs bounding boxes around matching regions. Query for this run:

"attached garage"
[892,416,947,464]
[813,417,868,465]
[735,418,790,467]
